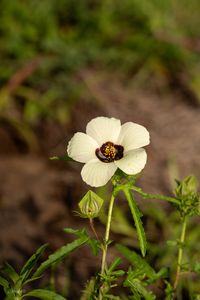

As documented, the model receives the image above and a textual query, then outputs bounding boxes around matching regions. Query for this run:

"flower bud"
[175,175,198,197]
[175,175,200,217]
[78,190,104,219]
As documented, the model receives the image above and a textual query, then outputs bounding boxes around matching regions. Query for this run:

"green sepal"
[175,175,200,217]
[78,190,104,219]
[175,175,198,197]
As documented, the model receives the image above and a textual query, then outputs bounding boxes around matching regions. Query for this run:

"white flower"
[67,117,150,187]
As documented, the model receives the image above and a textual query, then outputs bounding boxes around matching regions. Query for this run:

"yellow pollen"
[104,145,116,158]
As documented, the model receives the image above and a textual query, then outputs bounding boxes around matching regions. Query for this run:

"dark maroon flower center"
[95,141,124,163]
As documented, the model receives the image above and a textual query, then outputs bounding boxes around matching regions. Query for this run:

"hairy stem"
[98,190,116,300]
[100,192,115,275]
[173,216,187,291]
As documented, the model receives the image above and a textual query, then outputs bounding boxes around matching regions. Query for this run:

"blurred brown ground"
[0,69,199,298]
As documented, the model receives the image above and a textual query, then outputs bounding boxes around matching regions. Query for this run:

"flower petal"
[118,122,150,151]
[86,116,121,146]
[81,159,117,187]
[115,148,147,175]
[67,132,98,163]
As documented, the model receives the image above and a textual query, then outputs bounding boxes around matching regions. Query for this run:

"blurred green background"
[1,0,200,135]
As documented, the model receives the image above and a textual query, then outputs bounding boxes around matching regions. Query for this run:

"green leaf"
[154,267,168,280]
[88,238,100,256]
[116,245,155,278]
[49,155,72,161]
[110,270,125,277]
[33,237,89,277]
[2,263,19,283]
[0,276,16,299]
[0,276,9,291]
[124,275,156,300]
[104,295,121,300]
[64,228,100,256]
[106,257,125,278]
[20,244,48,282]
[63,228,86,237]
[107,257,122,274]
[24,289,66,300]
[23,276,42,285]
[123,188,147,256]
[164,280,174,300]
[80,277,97,300]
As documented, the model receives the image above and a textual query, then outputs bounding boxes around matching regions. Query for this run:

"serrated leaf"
[107,258,122,274]
[80,277,97,300]
[2,263,19,284]
[20,244,48,283]
[33,237,88,278]
[63,228,87,237]
[116,245,155,278]
[123,189,147,256]
[88,238,100,256]
[124,276,156,300]
[24,289,66,300]
[64,228,100,256]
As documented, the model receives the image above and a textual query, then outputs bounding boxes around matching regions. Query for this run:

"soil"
[0,69,199,299]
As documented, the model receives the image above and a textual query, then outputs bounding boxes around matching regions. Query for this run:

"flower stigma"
[95,141,124,163]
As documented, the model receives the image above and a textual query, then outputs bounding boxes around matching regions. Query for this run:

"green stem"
[99,190,117,299]
[173,216,187,291]
[131,186,179,205]
[100,191,116,275]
